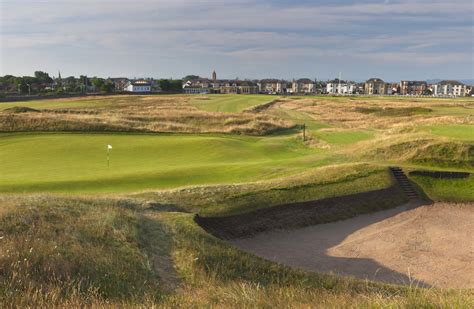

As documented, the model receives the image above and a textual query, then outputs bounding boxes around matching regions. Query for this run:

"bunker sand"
[231,202,474,288]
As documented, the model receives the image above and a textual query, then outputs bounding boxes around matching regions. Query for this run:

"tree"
[182,75,199,81]
[159,79,171,91]
[91,77,105,91]
[34,71,53,84]
[100,82,115,93]
[170,79,183,91]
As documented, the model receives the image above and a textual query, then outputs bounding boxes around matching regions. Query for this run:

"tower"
[212,70,217,81]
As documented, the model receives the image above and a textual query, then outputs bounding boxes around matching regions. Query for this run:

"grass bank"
[409,172,473,202]
[134,164,393,216]
[0,195,472,307]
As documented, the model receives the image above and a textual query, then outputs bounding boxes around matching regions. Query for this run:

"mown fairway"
[0,132,320,193]
[0,97,113,111]
[191,94,276,112]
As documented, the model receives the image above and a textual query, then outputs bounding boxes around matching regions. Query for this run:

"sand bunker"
[231,202,473,288]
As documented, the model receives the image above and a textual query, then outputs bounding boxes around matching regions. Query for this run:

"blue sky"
[1,0,473,81]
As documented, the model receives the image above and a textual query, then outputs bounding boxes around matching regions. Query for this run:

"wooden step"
[390,167,421,200]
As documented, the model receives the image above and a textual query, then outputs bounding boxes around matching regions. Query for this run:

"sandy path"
[231,202,474,288]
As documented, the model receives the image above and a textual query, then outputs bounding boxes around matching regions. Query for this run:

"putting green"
[0,133,322,193]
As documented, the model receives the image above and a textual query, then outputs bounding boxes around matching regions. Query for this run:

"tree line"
[0,71,184,96]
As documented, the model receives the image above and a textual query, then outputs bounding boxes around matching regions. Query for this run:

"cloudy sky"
[1,0,473,81]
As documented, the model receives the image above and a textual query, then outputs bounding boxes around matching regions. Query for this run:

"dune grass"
[0,95,292,135]
[0,196,164,306]
[191,94,276,112]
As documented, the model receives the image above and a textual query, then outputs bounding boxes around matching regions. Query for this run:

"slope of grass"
[0,132,326,193]
[0,196,164,306]
[191,94,276,113]
[135,164,393,216]
[1,195,472,307]
[409,174,474,202]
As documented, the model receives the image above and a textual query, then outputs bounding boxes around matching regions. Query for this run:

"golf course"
[0,94,473,307]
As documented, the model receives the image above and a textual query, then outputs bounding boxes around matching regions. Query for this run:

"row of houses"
[183,72,471,96]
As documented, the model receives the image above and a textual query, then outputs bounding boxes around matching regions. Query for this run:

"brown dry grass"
[0,95,293,135]
[274,96,474,130]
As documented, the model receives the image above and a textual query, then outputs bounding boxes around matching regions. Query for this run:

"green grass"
[314,130,374,145]
[427,124,474,141]
[134,164,393,216]
[0,98,111,111]
[191,94,276,112]
[410,174,474,202]
[0,132,325,193]
[431,106,474,116]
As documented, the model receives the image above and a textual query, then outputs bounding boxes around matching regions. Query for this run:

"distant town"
[0,70,472,98]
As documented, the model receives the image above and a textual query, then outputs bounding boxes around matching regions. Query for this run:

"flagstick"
[107,148,110,168]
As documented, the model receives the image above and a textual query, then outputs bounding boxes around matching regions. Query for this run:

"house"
[219,80,258,94]
[292,78,316,94]
[258,79,287,94]
[432,80,467,96]
[399,81,427,95]
[364,78,386,95]
[183,71,258,95]
[326,79,356,95]
[125,80,152,92]
[182,78,213,94]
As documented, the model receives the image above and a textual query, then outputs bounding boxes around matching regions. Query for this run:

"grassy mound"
[3,106,41,113]
[368,139,474,168]
[0,95,293,135]
[0,196,163,306]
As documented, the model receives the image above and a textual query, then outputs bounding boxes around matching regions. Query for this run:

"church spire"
[212,70,217,81]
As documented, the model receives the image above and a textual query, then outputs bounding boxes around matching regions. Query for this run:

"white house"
[432,80,467,96]
[326,79,355,94]
[125,80,152,92]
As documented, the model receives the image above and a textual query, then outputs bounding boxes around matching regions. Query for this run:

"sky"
[0,0,473,81]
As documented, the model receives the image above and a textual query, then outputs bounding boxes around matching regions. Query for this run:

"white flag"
[107,145,113,149]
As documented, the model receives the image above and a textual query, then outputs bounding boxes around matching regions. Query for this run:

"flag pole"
[107,144,112,168]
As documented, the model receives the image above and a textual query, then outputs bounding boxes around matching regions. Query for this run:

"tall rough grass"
[0,95,293,135]
[0,195,472,307]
